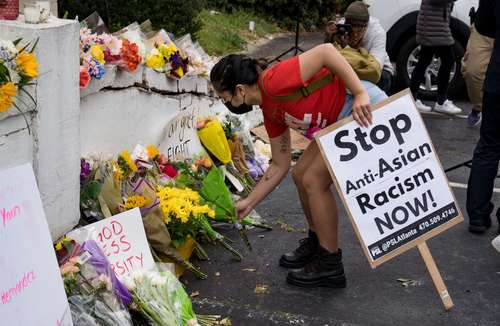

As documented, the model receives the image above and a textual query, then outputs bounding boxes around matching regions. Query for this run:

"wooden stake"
[418,242,454,310]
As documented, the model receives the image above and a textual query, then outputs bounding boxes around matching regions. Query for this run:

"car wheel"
[396,35,465,99]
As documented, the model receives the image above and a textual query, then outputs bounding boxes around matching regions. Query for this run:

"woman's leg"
[410,46,435,99]
[301,142,338,252]
[279,141,322,269]
[291,140,322,231]
[435,45,455,105]
[287,144,346,288]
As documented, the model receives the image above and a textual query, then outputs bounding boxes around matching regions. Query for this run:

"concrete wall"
[0,18,80,240]
[80,67,216,156]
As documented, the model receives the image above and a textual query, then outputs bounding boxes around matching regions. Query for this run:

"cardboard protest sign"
[251,125,311,151]
[159,105,210,161]
[0,164,72,326]
[316,90,463,266]
[68,208,155,280]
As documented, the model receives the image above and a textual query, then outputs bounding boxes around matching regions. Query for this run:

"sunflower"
[15,51,38,78]
[0,82,17,113]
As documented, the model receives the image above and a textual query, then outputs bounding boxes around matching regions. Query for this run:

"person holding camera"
[325,1,394,94]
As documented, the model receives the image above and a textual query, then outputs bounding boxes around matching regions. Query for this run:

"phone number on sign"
[418,207,457,231]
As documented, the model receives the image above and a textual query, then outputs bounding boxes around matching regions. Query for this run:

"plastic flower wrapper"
[58,240,133,326]
[115,22,147,60]
[197,118,232,164]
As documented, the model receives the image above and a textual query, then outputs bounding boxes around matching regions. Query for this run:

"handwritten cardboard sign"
[68,208,155,280]
[316,91,462,267]
[0,164,72,326]
[158,106,210,161]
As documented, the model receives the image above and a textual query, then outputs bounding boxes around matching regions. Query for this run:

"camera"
[336,23,353,36]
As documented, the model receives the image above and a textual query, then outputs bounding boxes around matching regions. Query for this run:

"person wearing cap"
[209,45,387,288]
[410,0,462,115]
[325,1,394,94]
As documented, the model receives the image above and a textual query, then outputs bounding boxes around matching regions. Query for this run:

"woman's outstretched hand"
[352,91,373,128]
[235,198,253,220]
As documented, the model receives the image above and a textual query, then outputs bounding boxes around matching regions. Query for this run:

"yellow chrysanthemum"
[15,51,38,78]
[90,45,105,65]
[158,43,177,58]
[145,52,165,70]
[117,150,137,177]
[0,82,17,113]
[146,145,160,160]
[157,186,214,224]
[112,160,123,183]
[124,195,148,210]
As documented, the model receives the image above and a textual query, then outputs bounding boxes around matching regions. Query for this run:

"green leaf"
[80,181,102,203]
[199,168,236,221]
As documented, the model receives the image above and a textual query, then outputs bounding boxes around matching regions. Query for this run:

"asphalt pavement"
[184,32,500,326]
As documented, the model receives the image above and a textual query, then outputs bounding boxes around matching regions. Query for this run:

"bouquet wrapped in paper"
[56,239,133,326]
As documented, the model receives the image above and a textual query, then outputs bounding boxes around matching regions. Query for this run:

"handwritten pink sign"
[0,164,72,326]
[1,204,21,228]
[1,271,36,305]
[67,208,155,280]
[95,220,145,276]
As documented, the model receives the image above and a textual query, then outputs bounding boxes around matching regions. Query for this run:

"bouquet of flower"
[156,184,242,261]
[56,239,133,326]
[145,41,189,78]
[123,270,195,326]
[0,38,38,130]
[79,28,143,89]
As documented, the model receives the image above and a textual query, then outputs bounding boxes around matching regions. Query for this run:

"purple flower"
[170,52,182,67]
[80,159,92,184]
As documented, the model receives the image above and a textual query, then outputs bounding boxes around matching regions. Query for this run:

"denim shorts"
[338,81,388,120]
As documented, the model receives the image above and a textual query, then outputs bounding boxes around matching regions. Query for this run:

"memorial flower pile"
[0,38,38,129]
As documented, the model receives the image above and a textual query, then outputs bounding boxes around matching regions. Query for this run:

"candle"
[24,6,41,24]
[36,1,51,22]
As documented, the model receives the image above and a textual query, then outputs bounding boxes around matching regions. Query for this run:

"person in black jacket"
[466,0,500,234]
[410,0,462,115]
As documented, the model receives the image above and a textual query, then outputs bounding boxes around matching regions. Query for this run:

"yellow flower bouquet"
[0,38,38,131]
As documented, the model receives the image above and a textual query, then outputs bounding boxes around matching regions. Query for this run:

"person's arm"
[365,19,387,70]
[298,43,372,127]
[235,129,291,218]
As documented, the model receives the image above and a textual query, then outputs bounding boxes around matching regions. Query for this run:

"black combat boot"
[279,230,319,269]
[286,246,346,288]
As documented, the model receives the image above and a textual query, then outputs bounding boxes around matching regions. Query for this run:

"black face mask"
[224,102,253,114]
[223,92,253,114]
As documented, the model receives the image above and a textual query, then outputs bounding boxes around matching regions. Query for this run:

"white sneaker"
[434,100,462,115]
[492,235,500,253]
[415,100,432,113]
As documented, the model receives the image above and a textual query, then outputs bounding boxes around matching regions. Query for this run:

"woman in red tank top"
[210,43,385,288]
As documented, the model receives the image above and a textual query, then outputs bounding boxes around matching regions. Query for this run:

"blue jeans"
[338,81,388,120]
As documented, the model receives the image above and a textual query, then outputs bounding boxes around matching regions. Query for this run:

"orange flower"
[120,40,142,72]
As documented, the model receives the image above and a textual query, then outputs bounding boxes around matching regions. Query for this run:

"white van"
[366,0,478,97]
